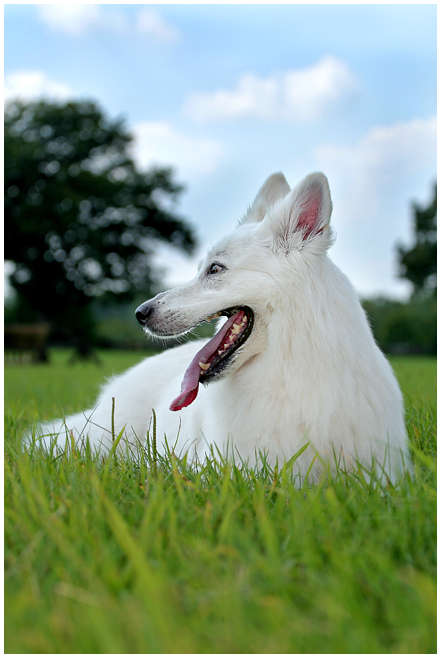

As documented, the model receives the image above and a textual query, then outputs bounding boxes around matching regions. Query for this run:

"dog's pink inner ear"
[296,183,323,239]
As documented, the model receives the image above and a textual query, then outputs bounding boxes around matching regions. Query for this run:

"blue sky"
[5,3,437,298]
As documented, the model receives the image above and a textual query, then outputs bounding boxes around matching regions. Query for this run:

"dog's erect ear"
[268,172,332,251]
[241,173,290,224]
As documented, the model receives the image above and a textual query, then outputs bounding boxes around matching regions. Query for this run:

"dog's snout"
[135,301,154,326]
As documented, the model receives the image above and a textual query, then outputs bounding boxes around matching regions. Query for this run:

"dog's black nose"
[135,302,154,326]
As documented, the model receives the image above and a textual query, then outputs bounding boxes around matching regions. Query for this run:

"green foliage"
[362,184,438,357]
[4,351,437,653]
[397,184,437,296]
[362,295,436,355]
[4,99,196,353]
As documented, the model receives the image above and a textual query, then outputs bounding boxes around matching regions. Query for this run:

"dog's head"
[136,172,333,410]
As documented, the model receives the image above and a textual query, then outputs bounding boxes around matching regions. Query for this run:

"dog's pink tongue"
[170,312,243,411]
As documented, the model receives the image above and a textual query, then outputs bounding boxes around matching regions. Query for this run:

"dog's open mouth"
[170,306,254,411]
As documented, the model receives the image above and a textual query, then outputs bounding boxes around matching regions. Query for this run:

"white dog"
[34,172,410,482]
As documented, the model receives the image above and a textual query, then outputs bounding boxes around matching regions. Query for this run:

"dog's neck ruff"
[170,310,248,411]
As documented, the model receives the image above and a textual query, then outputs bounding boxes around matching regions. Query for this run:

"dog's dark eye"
[208,263,224,275]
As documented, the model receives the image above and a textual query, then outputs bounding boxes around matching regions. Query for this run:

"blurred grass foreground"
[4,350,436,653]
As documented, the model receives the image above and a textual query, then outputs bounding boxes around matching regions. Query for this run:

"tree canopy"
[5,99,196,354]
[361,185,437,356]
[397,184,437,297]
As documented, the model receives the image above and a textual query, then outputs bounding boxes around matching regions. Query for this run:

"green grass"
[5,350,436,653]
[5,348,150,421]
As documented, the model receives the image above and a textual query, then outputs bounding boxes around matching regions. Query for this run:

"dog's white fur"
[33,172,410,482]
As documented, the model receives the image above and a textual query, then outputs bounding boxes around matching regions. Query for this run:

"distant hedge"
[362,295,436,355]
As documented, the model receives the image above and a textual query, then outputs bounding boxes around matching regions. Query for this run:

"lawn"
[4,350,436,653]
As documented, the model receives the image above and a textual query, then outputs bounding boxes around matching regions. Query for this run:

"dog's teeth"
[199,362,210,371]
[232,324,241,334]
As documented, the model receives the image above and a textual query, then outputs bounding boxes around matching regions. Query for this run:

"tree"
[397,184,437,297]
[5,99,196,356]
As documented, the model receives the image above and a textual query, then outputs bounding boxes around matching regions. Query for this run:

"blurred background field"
[4,348,436,426]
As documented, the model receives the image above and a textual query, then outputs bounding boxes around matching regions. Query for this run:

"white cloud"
[316,117,437,223]
[131,121,224,179]
[37,4,104,35]
[136,8,181,42]
[315,116,437,297]
[36,4,179,41]
[184,56,358,122]
[4,70,73,102]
